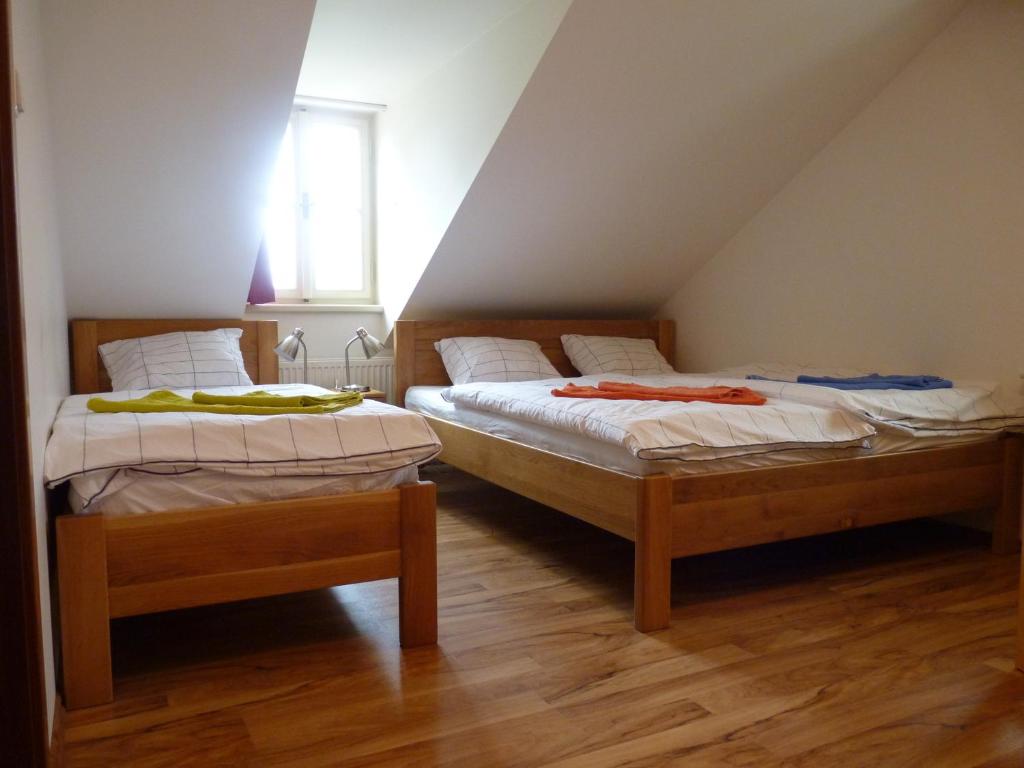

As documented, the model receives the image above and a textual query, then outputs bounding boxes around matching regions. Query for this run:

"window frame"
[269,99,376,305]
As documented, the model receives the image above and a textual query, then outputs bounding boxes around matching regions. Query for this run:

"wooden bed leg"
[634,475,672,632]
[56,514,113,709]
[399,481,438,647]
[994,438,1022,555]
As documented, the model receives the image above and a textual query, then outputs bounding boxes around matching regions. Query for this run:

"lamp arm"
[300,338,308,385]
[343,335,359,387]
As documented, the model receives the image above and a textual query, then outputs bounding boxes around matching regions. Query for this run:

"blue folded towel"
[747,373,953,390]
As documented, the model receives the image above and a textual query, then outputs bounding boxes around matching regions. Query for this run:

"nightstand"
[331,387,387,402]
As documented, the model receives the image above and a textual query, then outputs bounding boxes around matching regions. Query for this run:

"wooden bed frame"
[57,319,437,711]
[395,318,1022,635]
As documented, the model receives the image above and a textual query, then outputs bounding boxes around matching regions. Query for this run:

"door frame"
[0,0,51,763]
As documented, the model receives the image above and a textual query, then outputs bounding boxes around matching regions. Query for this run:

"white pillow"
[435,337,560,384]
[99,328,252,391]
[561,335,674,376]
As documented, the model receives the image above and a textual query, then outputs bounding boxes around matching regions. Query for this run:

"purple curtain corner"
[247,238,275,305]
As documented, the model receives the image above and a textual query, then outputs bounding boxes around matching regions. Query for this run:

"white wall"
[660,0,1024,392]
[377,0,571,327]
[402,0,965,320]
[242,308,388,359]
[43,0,314,319]
[11,0,68,735]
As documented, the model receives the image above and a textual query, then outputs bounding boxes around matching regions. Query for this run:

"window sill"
[247,303,385,314]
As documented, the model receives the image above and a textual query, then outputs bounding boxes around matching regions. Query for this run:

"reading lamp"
[342,327,385,392]
[273,327,308,383]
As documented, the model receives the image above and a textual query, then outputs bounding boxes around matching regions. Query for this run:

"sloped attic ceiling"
[45,0,315,318]
[372,0,571,328]
[297,0,537,104]
[401,0,966,320]
[294,0,571,330]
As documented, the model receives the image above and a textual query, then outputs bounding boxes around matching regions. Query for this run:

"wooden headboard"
[69,319,280,394]
[394,319,675,406]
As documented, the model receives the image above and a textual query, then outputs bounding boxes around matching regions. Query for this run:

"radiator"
[278,356,395,402]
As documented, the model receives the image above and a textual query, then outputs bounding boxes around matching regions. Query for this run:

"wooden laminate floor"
[64,468,1024,767]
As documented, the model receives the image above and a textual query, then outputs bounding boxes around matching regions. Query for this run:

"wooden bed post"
[993,437,1022,555]
[1017,542,1024,672]
[399,481,438,647]
[656,319,676,369]
[634,475,672,632]
[394,320,416,407]
[56,514,113,709]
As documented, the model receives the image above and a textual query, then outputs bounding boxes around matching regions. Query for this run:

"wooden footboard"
[668,440,1010,558]
[57,482,436,710]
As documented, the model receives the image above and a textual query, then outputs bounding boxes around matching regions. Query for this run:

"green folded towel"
[191,390,364,408]
[87,389,364,415]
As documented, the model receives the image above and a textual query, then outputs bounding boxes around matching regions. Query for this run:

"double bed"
[395,318,1023,635]
[53,319,440,710]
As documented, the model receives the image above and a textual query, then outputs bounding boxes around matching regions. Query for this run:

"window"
[264,102,375,303]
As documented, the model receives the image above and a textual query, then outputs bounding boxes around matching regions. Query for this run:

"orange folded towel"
[551,381,766,406]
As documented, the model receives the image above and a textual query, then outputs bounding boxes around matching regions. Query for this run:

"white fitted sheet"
[405,386,994,477]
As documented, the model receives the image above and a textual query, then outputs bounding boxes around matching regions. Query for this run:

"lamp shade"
[355,327,384,359]
[274,327,304,362]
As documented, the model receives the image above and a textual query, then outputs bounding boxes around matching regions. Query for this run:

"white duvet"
[441,375,876,462]
[44,384,442,510]
[711,363,1024,435]
[441,369,1024,461]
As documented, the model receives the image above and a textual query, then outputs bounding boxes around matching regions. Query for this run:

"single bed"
[395,318,1022,633]
[55,319,439,710]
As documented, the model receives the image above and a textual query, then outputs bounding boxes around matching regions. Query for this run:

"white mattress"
[69,465,420,515]
[405,386,994,477]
